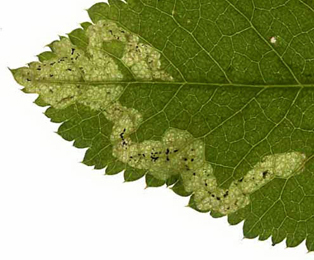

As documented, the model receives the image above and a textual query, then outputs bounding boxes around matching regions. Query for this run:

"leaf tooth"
[46,40,59,51]
[80,22,92,30]
[87,3,109,23]
[8,67,18,77]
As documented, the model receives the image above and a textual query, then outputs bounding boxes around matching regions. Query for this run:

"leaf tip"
[8,67,18,76]
[45,42,53,49]
[80,22,92,30]
[21,88,31,94]
[59,35,67,41]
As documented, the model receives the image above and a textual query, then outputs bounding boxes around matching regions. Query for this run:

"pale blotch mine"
[122,34,173,80]
[13,20,306,216]
[112,128,206,181]
[14,20,172,109]
[238,152,306,194]
[190,152,305,214]
[109,103,306,215]
[14,36,123,109]
[86,20,173,81]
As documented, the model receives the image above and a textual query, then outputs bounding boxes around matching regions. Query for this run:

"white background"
[0,1,312,259]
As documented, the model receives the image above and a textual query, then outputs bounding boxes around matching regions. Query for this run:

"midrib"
[31,79,313,88]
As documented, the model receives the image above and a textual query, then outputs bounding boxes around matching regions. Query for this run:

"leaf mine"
[11,0,314,251]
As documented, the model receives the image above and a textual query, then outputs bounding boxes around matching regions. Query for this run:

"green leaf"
[11,0,314,252]
[210,211,225,219]
[165,174,180,187]
[145,174,166,188]
[37,51,57,62]
[188,194,209,213]
[102,40,126,58]
[124,167,147,182]
[81,22,92,31]
[171,180,192,197]
[67,28,89,50]
[105,159,125,175]
[34,96,49,107]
